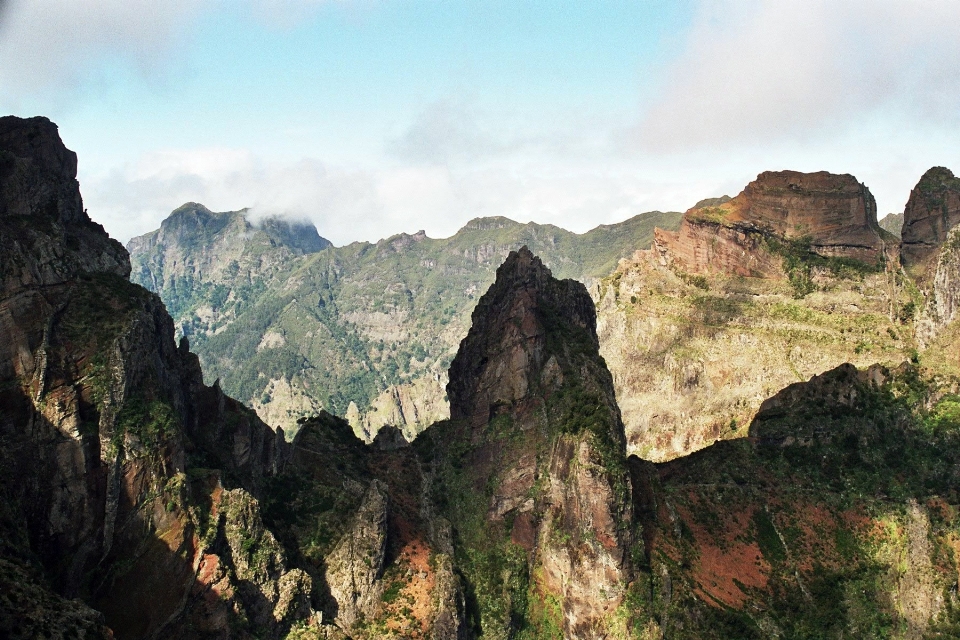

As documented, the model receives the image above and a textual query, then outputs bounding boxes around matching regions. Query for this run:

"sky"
[1,0,959,246]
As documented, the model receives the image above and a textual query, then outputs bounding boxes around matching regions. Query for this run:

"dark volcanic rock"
[901,166,960,272]
[0,116,129,291]
[0,116,306,639]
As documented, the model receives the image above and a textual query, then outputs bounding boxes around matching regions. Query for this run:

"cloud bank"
[82,146,709,246]
[635,0,960,150]
[0,0,338,102]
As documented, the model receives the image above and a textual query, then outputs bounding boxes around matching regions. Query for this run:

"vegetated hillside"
[597,170,918,462]
[634,361,960,638]
[128,207,682,439]
[880,212,905,238]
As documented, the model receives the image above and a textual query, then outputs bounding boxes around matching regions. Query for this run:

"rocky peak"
[460,215,518,232]
[901,166,960,271]
[437,246,633,638]
[0,116,129,290]
[447,245,598,426]
[0,116,80,222]
[134,203,329,258]
[656,170,887,277]
[880,211,904,238]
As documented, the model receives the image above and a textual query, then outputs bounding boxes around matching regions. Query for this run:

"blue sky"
[2,1,959,245]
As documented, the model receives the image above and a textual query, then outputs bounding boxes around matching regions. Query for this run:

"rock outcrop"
[655,170,888,277]
[323,481,389,631]
[900,167,960,272]
[916,224,960,346]
[0,116,309,639]
[426,247,635,638]
[0,116,129,290]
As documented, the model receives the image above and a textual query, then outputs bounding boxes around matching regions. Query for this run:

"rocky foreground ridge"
[5,116,960,639]
[0,116,312,638]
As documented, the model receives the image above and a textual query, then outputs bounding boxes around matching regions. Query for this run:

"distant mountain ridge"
[128,206,683,439]
[879,212,904,238]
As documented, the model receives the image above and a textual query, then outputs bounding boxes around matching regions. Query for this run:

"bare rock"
[324,480,388,633]
[901,166,960,273]
[656,170,887,277]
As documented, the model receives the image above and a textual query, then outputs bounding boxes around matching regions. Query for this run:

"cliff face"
[598,170,912,463]
[900,167,960,273]
[655,170,888,277]
[0,116,129,291]
[423,247,635,638]
[0,116,310,639]
[916,225,960,347]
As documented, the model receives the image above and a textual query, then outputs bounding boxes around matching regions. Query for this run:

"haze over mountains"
[5,116,960,639]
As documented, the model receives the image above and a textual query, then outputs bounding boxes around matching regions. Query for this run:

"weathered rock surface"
[655,170,888,277]
[901,166,960,272]
[425,247,634,638]
[0,116,307,639]
[324,481,388,632]
[0,116,129,291]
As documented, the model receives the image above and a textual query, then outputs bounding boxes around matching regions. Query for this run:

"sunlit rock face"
[654,170,888,279]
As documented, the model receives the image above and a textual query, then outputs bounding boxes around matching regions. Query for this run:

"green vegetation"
[129,209,682,425]
[642,364,960,638]
[108,395,178,460]
[765,236,884,298]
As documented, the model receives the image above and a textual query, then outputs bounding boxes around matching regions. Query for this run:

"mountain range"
[3,115,960,639]
[126,203,682,441]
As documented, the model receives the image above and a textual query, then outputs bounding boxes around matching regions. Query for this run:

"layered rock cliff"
[598,170,912,462]
[654,170,889,278]
[422,247,635,638]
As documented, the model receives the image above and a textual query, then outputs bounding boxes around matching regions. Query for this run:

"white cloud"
[80,144,726,246]
[0,0,344,102]
[0,0,211,101]
[634,0,960,151]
